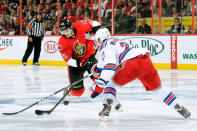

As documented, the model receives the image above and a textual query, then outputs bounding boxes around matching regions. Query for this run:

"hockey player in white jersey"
[90,28,191,121]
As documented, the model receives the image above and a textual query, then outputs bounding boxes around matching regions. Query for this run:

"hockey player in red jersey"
[90,28,191,121]
[58,19,101,105]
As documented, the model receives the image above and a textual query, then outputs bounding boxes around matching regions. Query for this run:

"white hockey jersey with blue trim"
[96,37,149,82]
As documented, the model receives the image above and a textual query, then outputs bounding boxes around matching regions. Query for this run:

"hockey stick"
[35,75,90,115]
[2,75,90,115]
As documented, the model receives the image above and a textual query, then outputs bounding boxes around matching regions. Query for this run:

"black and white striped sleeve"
[26,19,35,36]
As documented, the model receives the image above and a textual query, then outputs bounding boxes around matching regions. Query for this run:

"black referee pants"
[22,36,42,63]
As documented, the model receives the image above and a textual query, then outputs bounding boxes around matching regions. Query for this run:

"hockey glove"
[80,59,92,72]
[91,64,101,81]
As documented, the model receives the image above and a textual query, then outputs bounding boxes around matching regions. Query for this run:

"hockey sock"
[154,86,178,108]
[103,86,116,105]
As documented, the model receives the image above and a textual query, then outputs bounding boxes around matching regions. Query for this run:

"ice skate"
[33,62,40,66]
[22,62,27,66]
[174,103,191,119]
[99,99,113,121]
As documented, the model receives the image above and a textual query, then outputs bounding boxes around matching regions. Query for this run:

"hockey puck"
[63,100,69,105]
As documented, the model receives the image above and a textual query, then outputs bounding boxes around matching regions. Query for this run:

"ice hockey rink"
[0,65,197,131]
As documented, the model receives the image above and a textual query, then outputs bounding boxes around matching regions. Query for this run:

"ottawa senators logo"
[73,40,86,56]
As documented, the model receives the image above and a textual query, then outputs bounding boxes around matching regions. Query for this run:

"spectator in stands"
[161,8,168,17]
[101,0,107,17]
[114,8,121,33]
[45,4,52,16]
[170,17,185,34]
[105,0,112,18]
[183,0,192,16]
[0,18,8,34]
[71,3,77,16]
[65,10,76,23]
[82,2,91,16]
[75,8,84,21]
[22,19,28,35]
[84,11,90,19]
[170,7,181,17]
[45,16,53,31]
[104,10,112,30]
[59,10,64,21]
[0,0,8,14]
[105,0,112,10]
[163,0,175,16]
[22,5,29,17]
[138,18,152,34]
[51,24,57,35]
[7,18,16,32]
[27,5,34,21]
[126,0,136,17]
[115,7,132,34]
[63,3,67,11]
[93,0,98,16]
[50,9,56,22]
[37,4,44,12]
[76,0,85,9]
[115,0,126,9]
[137,2,144,18]
[141,0,151,17]
[46,0,54,8]
[42,11,48,22]
[64,0,72,10]
[153,5,159,17]
[9,7,17,22]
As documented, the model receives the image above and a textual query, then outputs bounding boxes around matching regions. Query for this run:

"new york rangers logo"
[73,40,86,57]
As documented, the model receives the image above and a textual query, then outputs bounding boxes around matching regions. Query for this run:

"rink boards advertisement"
[177,36,197,70]
[116,36,171,64]
[0,35,197,69]
[0,36,64,65]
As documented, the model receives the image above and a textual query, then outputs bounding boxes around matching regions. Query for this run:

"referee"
[22,12,46,66]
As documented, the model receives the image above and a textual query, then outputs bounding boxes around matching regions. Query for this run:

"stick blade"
[2,112,18,115]
[35,110,50,115]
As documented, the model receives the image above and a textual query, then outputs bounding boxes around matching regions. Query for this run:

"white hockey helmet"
[94,28,110,49]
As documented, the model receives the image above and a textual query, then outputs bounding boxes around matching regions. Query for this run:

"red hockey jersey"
[58,19,95,63]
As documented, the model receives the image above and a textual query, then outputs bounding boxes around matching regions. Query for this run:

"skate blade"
[99,116,110,122]
[116,107,124,112]
[184,113,191,119]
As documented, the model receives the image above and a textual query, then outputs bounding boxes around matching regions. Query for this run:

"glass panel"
[137,0,152,34]
[22,0,57,35]
[161,0,192,34]
[195,0,197,34]
[110,0,153,34]
[93,0,99,21]
[59,0,94,22]
[153,0,159,34]
[99,0,112,33]
[0,0,20,35]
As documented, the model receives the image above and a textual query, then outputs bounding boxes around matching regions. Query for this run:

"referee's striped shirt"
[26,18,46,37]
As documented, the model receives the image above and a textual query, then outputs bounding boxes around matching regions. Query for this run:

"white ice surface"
[0,65,197,131]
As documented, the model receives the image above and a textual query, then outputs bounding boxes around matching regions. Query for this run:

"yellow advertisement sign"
[138,17,196,33]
